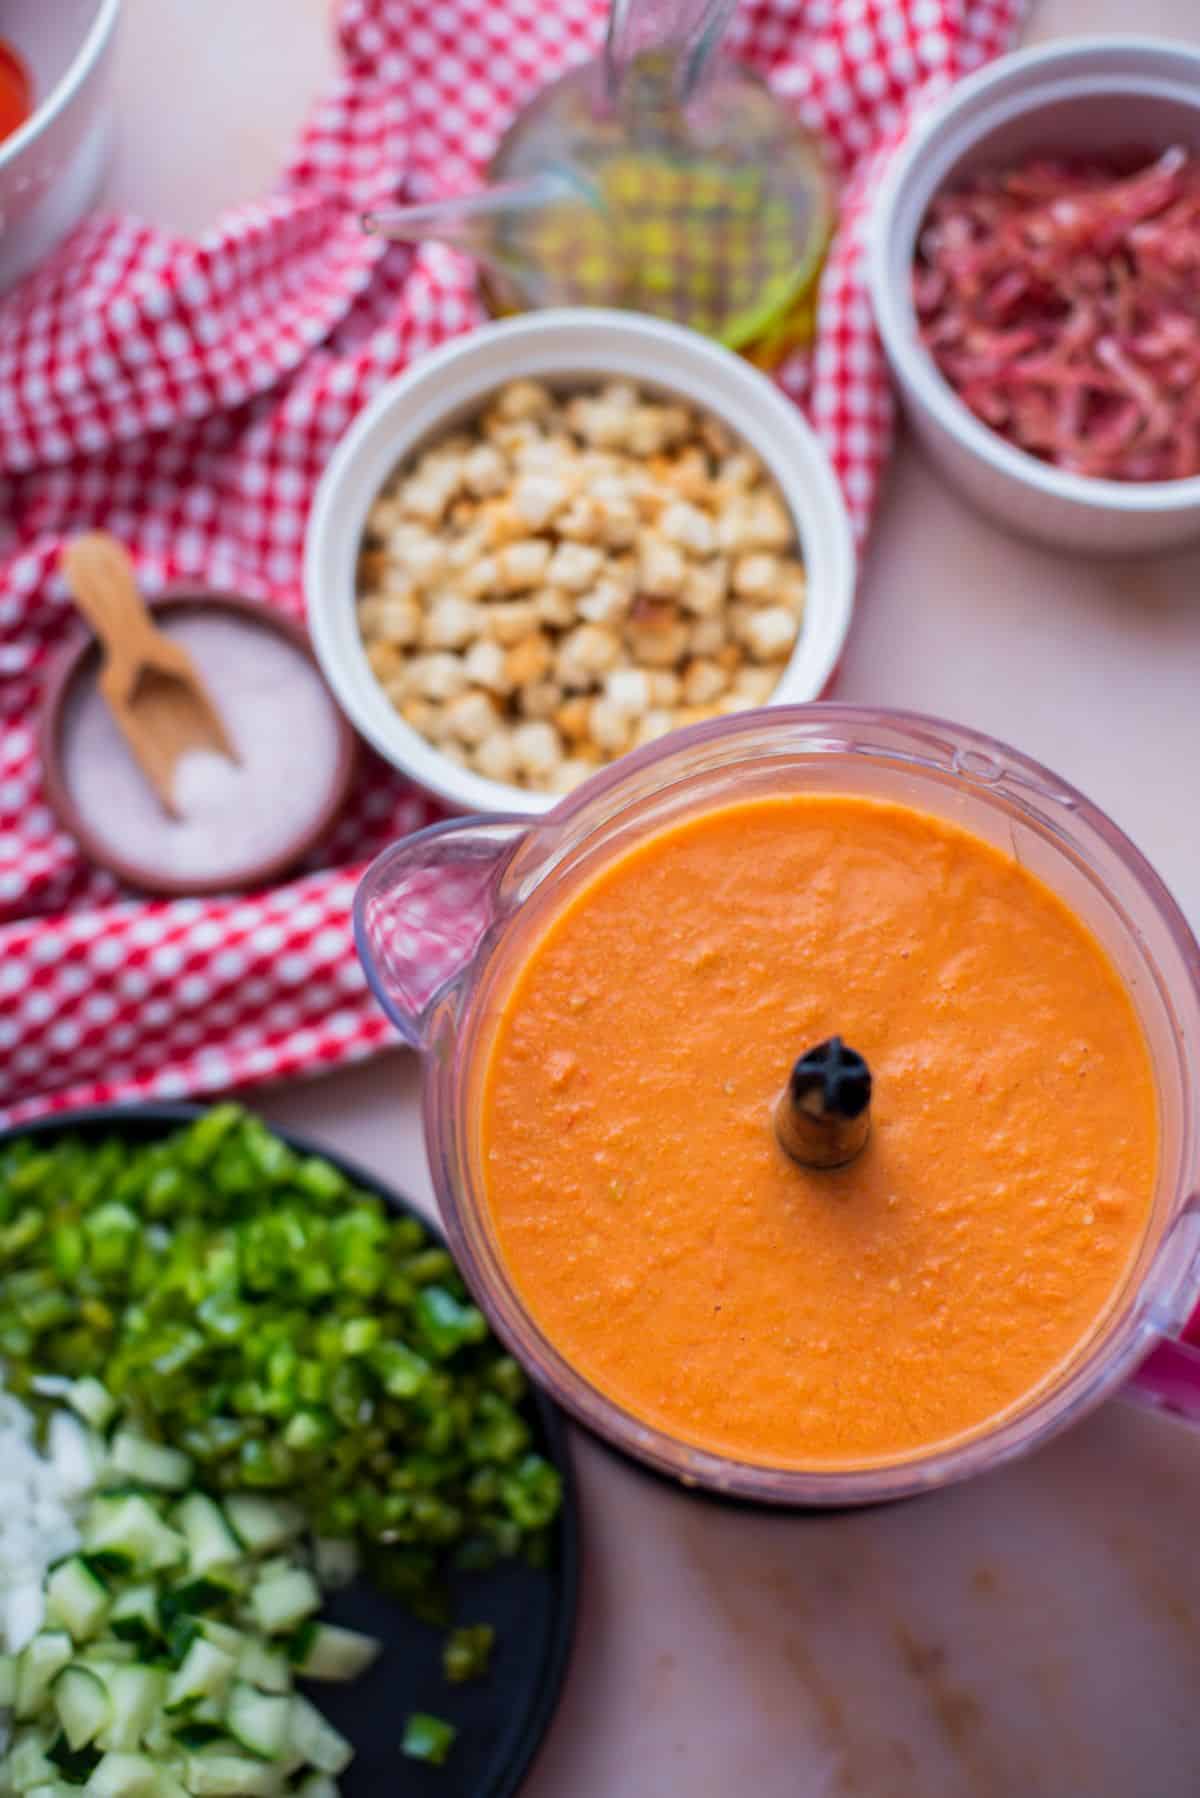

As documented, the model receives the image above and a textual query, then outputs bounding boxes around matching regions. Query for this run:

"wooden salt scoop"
[60,533,238,819]
[774,1036,872,1170]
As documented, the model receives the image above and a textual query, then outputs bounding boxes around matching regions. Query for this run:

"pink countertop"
[107,4,1200,1792]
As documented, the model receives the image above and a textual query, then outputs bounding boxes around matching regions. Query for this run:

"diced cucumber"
[14,1634,73,1719]
[183,1750,285,1796]
[76,1646,136,1671]
[5,1731,57,1792]
[186,1696,225,1727]
[248,1568,319,1637]
[109,1585,160,1647]
[197,1621,245,1660]
[66,1377,117,1432]
[226,1682,291,1760]
[165,1639,236,1712]
[289,1623,380,1683]
[25,1783,81,1798]
[86,1752,189,1798]
[255,1555,293,1580]
[52,1664,110,1750]
[0,1457,371,1797]
[287,1695,353,1776]
[312,1539,358,1591]
[44,1558,108,1643]
[110,1432,192,1493]
[82,1549,133,1580]
[235,1639,290,1695]
[222,1497,304,1558]
[169,1722,227,1754]
[141,1712,177,1757]
[84,1497,185,1573]
[172,1570,248,1614]
[95,1665,165,1752]
[175,1494,240,1577]
[162,1614,200,1670]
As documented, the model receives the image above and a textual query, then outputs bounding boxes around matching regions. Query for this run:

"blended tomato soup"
[477,794,1158,1468]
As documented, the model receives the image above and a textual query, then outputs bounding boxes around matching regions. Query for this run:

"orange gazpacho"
[476,794,1159,1469]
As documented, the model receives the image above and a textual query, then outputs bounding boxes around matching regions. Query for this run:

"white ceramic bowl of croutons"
[305,309,856,815]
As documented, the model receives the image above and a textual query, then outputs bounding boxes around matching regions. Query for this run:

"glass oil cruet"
[363,0,834,362]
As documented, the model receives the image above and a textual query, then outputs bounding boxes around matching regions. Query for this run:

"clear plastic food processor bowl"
[355,707,1200,1506]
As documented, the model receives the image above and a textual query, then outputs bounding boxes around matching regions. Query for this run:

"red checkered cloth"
[0,0,1024,1125]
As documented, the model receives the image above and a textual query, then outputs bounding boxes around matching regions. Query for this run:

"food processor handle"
[352,815,530,1052]
[1123,1334,1200,1430]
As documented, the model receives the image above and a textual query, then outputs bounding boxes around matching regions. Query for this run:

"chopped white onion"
[0,1393,84,1654]
[30,1374,73,1400]
[47,1409,97,1503]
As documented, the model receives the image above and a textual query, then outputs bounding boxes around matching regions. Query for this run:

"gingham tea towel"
[0,0,1025,1125]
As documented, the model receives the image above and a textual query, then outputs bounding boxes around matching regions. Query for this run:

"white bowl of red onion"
[868,36,1200,555]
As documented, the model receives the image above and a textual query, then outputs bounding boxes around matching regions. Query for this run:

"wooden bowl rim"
[37,588,360,899]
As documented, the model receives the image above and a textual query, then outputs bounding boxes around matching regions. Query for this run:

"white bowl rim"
[0,0,121,174]
[868,32,1200,516]
[305,307,857,816]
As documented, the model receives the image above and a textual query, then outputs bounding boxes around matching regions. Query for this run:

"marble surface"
[102,3,1200,1791]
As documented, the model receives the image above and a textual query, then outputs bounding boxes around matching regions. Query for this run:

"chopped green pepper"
[0,1107,561,1639]
[443,1623,495,1684]
[402,1712,458,1767]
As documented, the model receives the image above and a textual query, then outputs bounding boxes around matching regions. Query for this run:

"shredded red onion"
[913,147,1200,483]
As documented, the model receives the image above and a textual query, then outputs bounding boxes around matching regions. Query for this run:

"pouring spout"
[362,171,581,252]
[362,171,605,311]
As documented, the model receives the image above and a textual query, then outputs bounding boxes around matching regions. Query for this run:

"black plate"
[2,1102,579,1798]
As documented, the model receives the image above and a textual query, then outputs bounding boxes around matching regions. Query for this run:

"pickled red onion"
[913,148,1200,483]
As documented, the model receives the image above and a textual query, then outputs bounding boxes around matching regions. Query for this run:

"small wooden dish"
[38,590,359,898]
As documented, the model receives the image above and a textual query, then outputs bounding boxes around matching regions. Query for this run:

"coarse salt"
[62,613,344,885]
